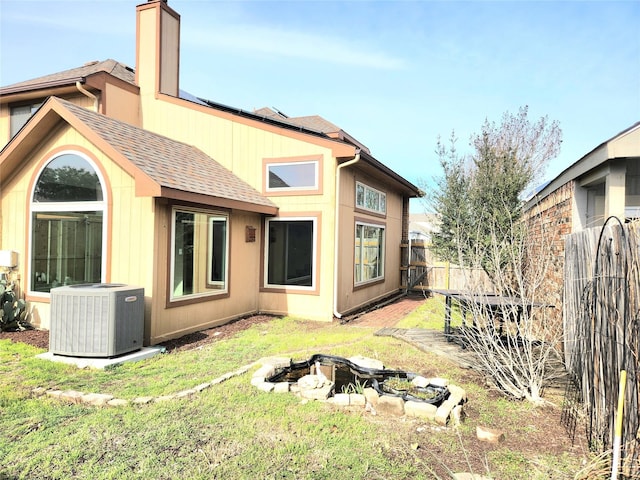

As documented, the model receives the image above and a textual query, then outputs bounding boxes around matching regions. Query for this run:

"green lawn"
[0,299,587,479]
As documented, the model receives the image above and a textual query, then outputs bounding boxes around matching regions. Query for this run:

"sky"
[1,0,638,212]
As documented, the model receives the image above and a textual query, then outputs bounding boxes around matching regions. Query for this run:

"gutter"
[333,150,361,319]
[76,81,98,112]
[0,78,85,96]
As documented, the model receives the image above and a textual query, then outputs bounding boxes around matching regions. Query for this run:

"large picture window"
[355,222,385,284]
[30,153,105,293]
[265,218,315,288]
[356,181,386,215]
[171,208,228,300]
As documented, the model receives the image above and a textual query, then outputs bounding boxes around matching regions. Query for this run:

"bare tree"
[423,107,564,403]
[444,198,565,403]
[425,106,562,287]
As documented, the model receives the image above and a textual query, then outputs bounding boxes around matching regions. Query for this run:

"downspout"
[76,81,99,112]
[333,150,361,319]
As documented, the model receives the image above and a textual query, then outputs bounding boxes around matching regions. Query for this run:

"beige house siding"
[133,95,354,323]
[149,203,264,343]
[0,124,156,331]
[0,92,98,149]
[0,104,10,145]
[0,0,420,345]
[335,167,405,315]
[136,95,352,179]
[102,82,140,126]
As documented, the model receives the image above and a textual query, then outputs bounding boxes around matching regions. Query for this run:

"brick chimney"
[135,0,180,98]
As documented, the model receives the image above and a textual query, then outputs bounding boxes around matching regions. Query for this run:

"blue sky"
[1,0,638,212]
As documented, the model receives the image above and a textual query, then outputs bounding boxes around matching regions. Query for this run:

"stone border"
[30,362,257,407]
[251,356,467,426]
[29,355,467,428]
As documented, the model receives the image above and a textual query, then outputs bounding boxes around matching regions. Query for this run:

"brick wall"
[524,181,574,331]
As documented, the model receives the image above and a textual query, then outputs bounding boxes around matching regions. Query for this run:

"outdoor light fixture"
[0,250,18,283]
[0,250,18,269]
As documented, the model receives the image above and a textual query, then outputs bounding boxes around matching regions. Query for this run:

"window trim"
[354,220,386,287]
[263,155,323,196]
[206,215,228,288]
[263,216,318,292]
[355,181,387,216]
[27,151,108,299]
[169,206,230,303]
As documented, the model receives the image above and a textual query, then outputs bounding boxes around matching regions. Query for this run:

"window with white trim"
[30,153,106,293]
[171,208,229,300]
[266,161,318,192]
[265,218,316,288]
[355,181,386,214]
[355,222,385,284]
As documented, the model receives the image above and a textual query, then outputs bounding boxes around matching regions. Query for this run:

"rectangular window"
[355,222,385,284]
[171,209,228,300]
[356,181,386,214]
[208,217,227,286]
[265,218,315,288]
[31,211,103,292]
[11,102,42,138]
[586,183,605,228]
[266,161,318,191]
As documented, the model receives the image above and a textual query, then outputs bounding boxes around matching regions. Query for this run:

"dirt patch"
[0,314,276,353]
[0,328,50,349]
[158,315,276,352]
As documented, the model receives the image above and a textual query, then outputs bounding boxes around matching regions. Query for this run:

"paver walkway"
[344,293,476,369]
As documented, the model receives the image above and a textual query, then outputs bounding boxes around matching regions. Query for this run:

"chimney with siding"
[135,0,180,98]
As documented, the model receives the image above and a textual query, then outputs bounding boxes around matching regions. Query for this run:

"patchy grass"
[396,294,467,331]
[0,303,588,479]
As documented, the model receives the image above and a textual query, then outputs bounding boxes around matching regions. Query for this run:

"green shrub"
[0,279,29,332]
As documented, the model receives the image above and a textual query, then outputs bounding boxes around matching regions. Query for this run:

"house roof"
[252,107,371,154]
[358,150,422,197]
[525,121,640,209]
[253,108,342,134]
[0,59,135,95]
[2,60,419,199]
[0,97,278,215]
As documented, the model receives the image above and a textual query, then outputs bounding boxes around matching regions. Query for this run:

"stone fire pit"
[251,354,467,425]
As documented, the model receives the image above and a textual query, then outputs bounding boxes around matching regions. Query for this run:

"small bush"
[0,279,29,332]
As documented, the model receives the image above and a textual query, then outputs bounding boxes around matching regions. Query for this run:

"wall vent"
[49,284,145,358]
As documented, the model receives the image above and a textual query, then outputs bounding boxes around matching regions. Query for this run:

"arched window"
[30,153,106,294]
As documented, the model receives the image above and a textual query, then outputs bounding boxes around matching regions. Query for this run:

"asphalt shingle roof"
[1,59,135,91]
[253,108,341,135]
[55,98,276,211]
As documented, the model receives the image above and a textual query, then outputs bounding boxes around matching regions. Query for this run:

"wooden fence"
[563,218,639,477]
[405,240,491,292]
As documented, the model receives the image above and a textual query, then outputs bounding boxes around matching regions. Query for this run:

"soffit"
[526,121,640,208]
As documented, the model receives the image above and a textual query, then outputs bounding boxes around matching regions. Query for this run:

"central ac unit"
[49,283,145,358]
